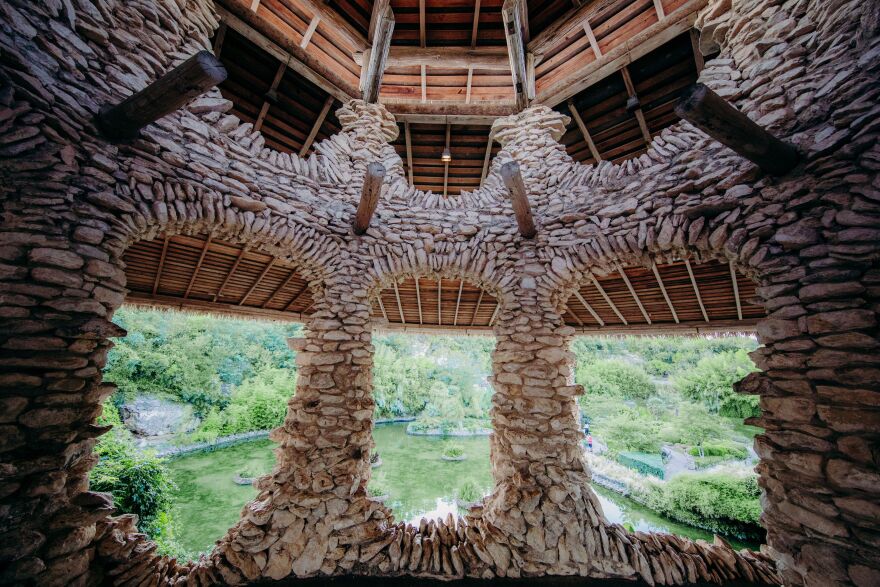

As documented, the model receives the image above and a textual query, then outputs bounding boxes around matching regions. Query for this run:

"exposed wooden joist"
[214,247,248,302]
[471,0,482,48]
[393,281,406,324]
[502,0,530,111]
[415,277,424,324]
[354,46,509,70]
[651,261,679,323]
[443,123,451,197]
[353,162,386,235]
[284,282,310,312]
[299,14,321,49]
[573,289,605,327]
[419,0,426,48]
[566,305,584,327]
[684,258,709,322]
[152,236,169,296]
[568,100,602,162]
[404,121,414,184]
[689,29,704,73]
[588,274,628,325]
[535,0,705,106]
[621,66,652,146]
[470,289,484,326]
[481,130,494,182]
[500,161,537,238]
[239,258,276,306]
[453,280,464,326]
[675,83,799,175]
[262,269,298,308]
[212,22,228,57]
[362,5,395,103]
[730,260,743,320]
[96,51,227,141]
[183,235,212,299]
[254,61,287,133]
[616,264,651,324]
[299,95,334,156]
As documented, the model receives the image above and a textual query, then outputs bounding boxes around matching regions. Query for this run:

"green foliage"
[643,472,764,541]
[598,409,661,454]
[688,442,747,459]
[673,350,759,418]
[442,445,465,458]
[576,359,656,400]
[368,473,389,497]
[617,452,665,479]
[456,480,482,503]
[677,403,724,456]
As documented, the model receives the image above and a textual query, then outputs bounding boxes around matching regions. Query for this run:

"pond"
[166,423,757,555]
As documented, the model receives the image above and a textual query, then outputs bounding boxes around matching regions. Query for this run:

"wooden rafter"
[502,0,529,111]
[404,121,414,184]
[465,67,474,103]
[299,14,321,49]
[376,293,389,321]
[415,277,424,324]
[583,20,601,58]
[152,236,169,296]
[621,66,652,146]
[262,269,298,308]
[183,235,212,299]
[239,258,276,306]
[443,123,451,197]
[213,22,228,57]
[453,280,464,326]
[684,258,709,322]
[470,289,484,326]
[616,264,651,324]
[588,274,627,325]
[488,303,500,327]
[573,289,605,327]
[393,281,406,324]
[730,260,743,320]
[419,0,426,48]
[213,247,247,302]
[421,65,427,103]
[566,305,584,327]
[295,0,367,52]
[481,130,494,183]
[254,61,287,133]
[652,0,666,19]
[651,261,679,323]
[568,100,602,162]
[284,282,310,311]
[299,95,334,156]
[471,0,482,48]
[362,5,394,103]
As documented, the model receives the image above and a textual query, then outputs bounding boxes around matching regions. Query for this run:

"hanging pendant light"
[441,147,452,162]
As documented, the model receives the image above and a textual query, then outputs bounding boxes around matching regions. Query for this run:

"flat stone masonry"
[0,0,878,585]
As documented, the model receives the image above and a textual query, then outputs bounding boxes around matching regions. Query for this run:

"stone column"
[214,274,391,582]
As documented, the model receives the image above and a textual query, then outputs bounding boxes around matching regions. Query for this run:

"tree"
[672,350,759,418]
[599,409,661,454]
[576,359,656,400]
[677,403,721,457]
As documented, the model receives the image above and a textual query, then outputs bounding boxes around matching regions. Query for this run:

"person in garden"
[587,434,593,451]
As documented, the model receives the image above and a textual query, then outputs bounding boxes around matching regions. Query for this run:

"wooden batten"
[353,163,386,235]
[675,83,799,175]
[500,161,536,238]
[96,51,227,141]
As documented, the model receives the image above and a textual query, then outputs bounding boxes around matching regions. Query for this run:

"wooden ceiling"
[122,234,763,334]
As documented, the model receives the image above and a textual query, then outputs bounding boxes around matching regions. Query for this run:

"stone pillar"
[214,276,391,582]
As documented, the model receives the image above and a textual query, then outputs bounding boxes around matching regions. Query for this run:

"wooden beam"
[415,277,424,324]
[212,22,227,57]
[299,14,321,49]
[583,20,601,57]
[500,161,536,238]
[239,258,276,306]
[295,0,368,52]
[675,83,799,175]
[419,0,426,47]
[689,29,704,73]
[404,121,414,184]
[481,131,494,182]
[616,264,651,324]
[250,0,260,11]
[588,274,627,325]
[502,0,529,111]
[421,65,427,102]
[284,282,310,312]
[471,0,482,48]
[376,293,389,321]
[214,247,247,302]
[565,305,584,327]
[353,163,386,235]
[299,95,334,156]
[395,113,497,125]
[573,289,605,327]
[453,280,464,325]
[730,260,743,320]
[354,46,509,70]
[254,61,286,133]
[388,102,515,119]
[684,258,709,322]
[652,0,666,19]
[368,0,391,41]
[96,51,226,141]
[262,269,298,308]
[437,277,442,326]
[362,5,395,103]
[465,67,473,103]
[621,66,652,146]
[489,303,500,326]
[126,292,310,324]
[443,123,451,197]
[568,100,602,162]
[651,261,679,323]
[152,236,170,296]
[529,0,618,55]
[393,281,406,324]
[470,290,484,326]
[183,236,212,299]
[534,0,705,106]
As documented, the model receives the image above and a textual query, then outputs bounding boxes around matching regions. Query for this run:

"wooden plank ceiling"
[122,234,764,333]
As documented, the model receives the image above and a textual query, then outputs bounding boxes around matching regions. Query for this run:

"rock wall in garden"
[0,0,878,585]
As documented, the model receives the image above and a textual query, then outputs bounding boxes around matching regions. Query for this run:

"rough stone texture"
[0,0,877,585]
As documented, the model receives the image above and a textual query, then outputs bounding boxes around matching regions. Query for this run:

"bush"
[368,474,389,497]
[598,410,661,454]
[673,350,759,418]
[688,443,747,459]
[617,452,665,479]
[456,480,483,503]
[442,445,465,458]
[576,359,656,400]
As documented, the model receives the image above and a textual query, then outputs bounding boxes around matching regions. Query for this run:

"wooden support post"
[481,130,494,183]
[689,29,704,73]
[453,280,464,325]
[214,248,248,301]
[651,261,679,323]
[500,161,536,238]
[573,289,605,327]
[470,290,484,326]
[393,281,406,324]
[471,0,482,48]
[730,260,743,320]
[684,258,709,322]
[675,83,799,175]
[300,95,334,156]
[617,264,651,324]
[443,122,451,197]
[153,236,169,296]
[255,61,287,133]
[300,15,321,49]
[568,100,602,162]
[96,51,227,141]
[362,6,394,103]
[588,274,627,325]
[404,121,414,184]
[353,162,386,235]
[184,236,212,299]
[502,0,529,111]
[239,259,276,305]
[621,66,652,146]
[415,277,424,324]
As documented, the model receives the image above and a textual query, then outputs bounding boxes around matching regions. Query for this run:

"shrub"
[617,452,665,479]
[598,410,661,454]
[576,359,656,400]
[368,474,389,497]
[673,350,759,418]
[456,480,483,503]
[443,445,465,458]
[688,443,748,459]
